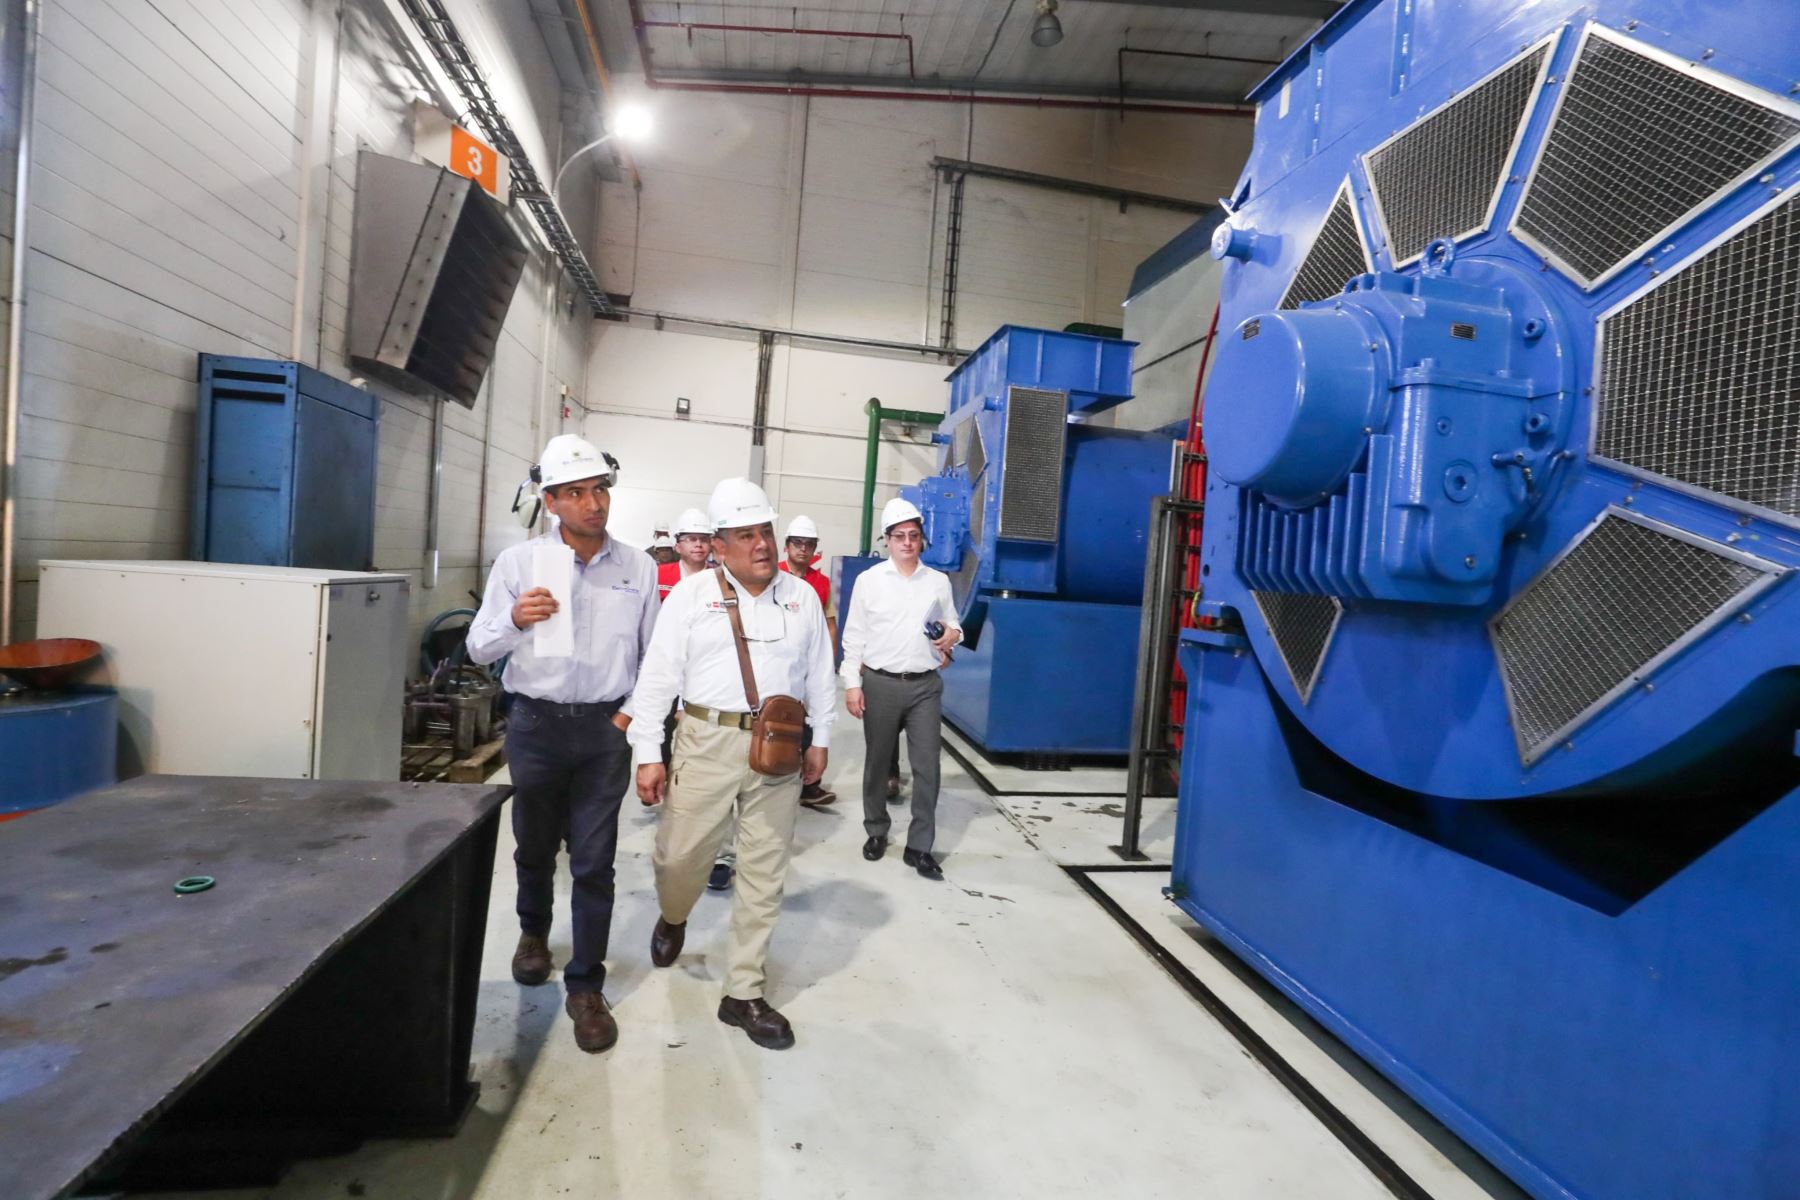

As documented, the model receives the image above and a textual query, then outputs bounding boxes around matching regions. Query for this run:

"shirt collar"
[718,565,779,604]
[539,529,612,565]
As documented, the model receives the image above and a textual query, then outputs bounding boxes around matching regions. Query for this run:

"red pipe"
[627,0,1251,117]
[1167,302,1222,753]
[640,19,917,79]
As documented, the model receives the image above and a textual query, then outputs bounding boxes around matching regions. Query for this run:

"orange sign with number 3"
[449,124,499,196]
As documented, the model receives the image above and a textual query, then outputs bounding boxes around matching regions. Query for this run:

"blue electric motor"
[904,326,1176,755]
[1176,1,1800,1196]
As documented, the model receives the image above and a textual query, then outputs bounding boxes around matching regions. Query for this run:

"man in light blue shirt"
[467,434,657,1055]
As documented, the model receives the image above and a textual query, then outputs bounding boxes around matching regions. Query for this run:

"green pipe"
[861,397,943,555]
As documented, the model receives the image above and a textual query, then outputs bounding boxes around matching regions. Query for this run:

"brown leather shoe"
[718,996,795,1050]
[512,933,552,985]
[650,917,685,968]
[565,991,618,1053]
[799,782,836,808]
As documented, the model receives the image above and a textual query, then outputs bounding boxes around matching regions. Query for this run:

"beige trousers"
[653,717,801,999]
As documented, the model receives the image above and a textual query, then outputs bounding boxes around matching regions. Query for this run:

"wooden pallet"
[447,735,506,784]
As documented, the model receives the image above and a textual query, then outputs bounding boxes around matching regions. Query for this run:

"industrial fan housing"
[1173,1,1800,1197]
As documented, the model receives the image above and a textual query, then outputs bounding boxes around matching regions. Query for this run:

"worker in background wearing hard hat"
[658,508,714,601]
[621,478,836,1050]
[466,433,657,1056]
[649,535,678,566]
[840,496,962,881]
[779,514,838,809]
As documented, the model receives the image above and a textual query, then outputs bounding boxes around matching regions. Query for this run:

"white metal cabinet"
[37,561,408,781]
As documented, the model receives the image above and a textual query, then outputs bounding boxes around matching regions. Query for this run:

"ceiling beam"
[1073,0,1342,19]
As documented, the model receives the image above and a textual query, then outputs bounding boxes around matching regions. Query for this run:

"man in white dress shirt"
[840,496,962,880]
[622,478,836,1049]
[466,434,657,1055]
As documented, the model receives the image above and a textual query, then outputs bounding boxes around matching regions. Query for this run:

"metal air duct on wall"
[347,152,528,408]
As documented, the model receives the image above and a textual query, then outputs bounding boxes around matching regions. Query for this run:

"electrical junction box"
[37,561,408,782]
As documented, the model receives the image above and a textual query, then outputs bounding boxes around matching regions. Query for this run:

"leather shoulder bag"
[716,568,807,777]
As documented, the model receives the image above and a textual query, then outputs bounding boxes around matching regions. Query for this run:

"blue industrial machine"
[1177,1,1800,1196]
[906,326,1176,755]
[190,355,381,571]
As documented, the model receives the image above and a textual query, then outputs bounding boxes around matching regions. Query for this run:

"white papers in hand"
[531,540,575,658]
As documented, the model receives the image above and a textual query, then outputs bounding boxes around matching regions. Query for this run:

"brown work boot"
[799,782,836,808]
[512,933,552,985]
[650,917,685,968]
[565,992,618,1053]
[718,995,795,1050]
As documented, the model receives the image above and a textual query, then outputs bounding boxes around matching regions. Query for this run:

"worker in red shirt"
[780,515,837,808]
[657,509,713,600]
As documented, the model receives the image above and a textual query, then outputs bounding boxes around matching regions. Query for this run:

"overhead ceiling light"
[1031,0,1063,48]
[611,103,653,142]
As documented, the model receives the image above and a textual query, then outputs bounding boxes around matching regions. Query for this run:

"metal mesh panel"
[1516,32,1800,286]
[1596,193,1800,522]
[967,419,987,483]
[1366,43,1548,264]
[997,386,1068,543]
[1491,514,1775,762]
[1280,186,1368,310]
[949,547,980,616]
[1252,591,1342,702]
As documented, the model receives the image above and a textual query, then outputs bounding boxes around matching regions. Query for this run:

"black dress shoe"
[862,835,887,861]
[565,991,618,1053]
[718,996,795,1050]
[902,847,944,880]
[650,917,685,967]
[707,860,735,891]
[511,933,552,985]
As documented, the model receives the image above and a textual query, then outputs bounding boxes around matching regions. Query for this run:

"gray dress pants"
[861,669,944,852]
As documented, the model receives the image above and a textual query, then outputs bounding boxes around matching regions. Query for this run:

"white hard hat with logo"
[880,496,924,534]
[785,515,820,542]
[672,507,713,537]
[536,434,618,490]
[708,478,779,531]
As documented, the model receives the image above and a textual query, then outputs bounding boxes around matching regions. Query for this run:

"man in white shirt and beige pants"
[623,478,836,1050]
[841,496,962,881]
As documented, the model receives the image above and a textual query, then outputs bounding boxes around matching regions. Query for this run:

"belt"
[683,701,755,729]
[867,666,937,682]
[514,695,623,719]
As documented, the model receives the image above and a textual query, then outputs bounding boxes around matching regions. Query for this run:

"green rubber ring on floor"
[173,876,215,895]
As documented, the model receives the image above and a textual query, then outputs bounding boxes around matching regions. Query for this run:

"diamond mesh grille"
[1596,193,1800,521]
[1366,43,1548,264]
[1491,515,1775,762]
[1279,186,1368,310]
[997,386,1068,543]
[1516,32,1800,286]
[1252,591,1342,702]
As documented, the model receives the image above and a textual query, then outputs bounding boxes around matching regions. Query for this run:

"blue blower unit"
[1176,1,1800,1197]
[907,326,1176,755]
[190,354,381,571]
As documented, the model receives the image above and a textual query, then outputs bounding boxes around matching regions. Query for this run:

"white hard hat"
[536,434,617,490]
[881,496,924,533]
[652,535,675,549]
[672,507,713,538]
[708,478,779,531]
[785,515,820,542]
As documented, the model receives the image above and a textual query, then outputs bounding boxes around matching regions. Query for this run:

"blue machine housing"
[1175,1,1800,1197]
[904,326,1175,755]
[0,690,117,818]
[191,355,381,571]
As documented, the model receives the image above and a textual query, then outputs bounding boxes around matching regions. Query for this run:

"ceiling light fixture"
[1031,0,1063,48]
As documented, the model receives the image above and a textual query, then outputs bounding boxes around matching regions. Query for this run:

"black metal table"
[0,775,510,1198]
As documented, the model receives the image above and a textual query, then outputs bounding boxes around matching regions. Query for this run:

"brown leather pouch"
[718,569,806,777]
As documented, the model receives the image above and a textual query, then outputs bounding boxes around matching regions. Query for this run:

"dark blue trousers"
[505,695,631,995]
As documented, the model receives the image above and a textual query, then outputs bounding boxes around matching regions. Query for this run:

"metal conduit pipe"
[861,398,942,556]
[623,0,1252,118]
[0,0,38,644]
[639,20,917,79]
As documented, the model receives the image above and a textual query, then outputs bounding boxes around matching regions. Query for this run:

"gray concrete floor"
[145,712,1500,1200]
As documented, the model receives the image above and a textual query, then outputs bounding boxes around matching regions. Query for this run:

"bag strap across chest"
[715,567,761,713]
